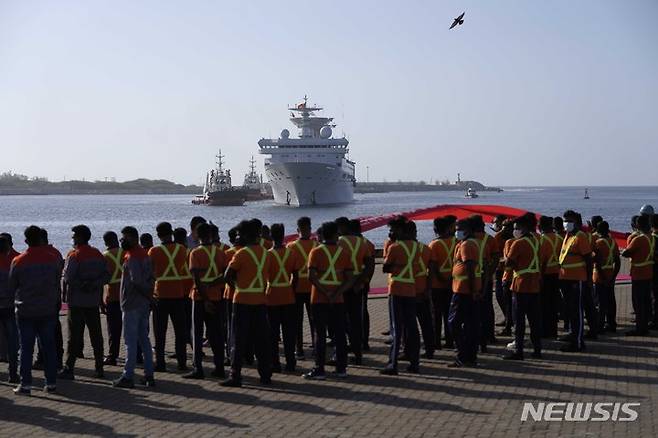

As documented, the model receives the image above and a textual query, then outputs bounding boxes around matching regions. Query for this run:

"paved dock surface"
[1,284,656,437]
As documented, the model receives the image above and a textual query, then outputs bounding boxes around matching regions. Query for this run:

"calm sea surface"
[1,186,656,253]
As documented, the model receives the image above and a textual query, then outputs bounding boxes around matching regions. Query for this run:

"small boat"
[192,150,246,206]
[465,187,479,199]
[584,188,590,200]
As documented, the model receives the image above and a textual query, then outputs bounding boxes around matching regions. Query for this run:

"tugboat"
[242,156,272,201]
[192,150,246,206]
[465,187,479,199]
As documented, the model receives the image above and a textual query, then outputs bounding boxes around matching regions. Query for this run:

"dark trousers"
[224,298,233,359]
[559,280,571,331]
[66,306,104,371]
[230,303,271,380]
[36,317,64,368]
[295,292,314,352]
[312,303,347,373]
[415,295,435,354]
[431,288,453,347]
[448,293,478,364]
[344,288,363,360]
[478,278,495,345]
[596,283,617,330]
[582,282,599,336]
[632,280,652,333]
[105,301,122,360]
[17,315,57,386]
[0,308,19,378]
[562,280,585,349]
[153,297,188,368]
[184,297,193,345]
[512,293,541,355]
[388,295,419,369]
[540,274,560,338]
[651,272,658,325]
[361,284,370,347]
[267,304,297,369]
[192,300,224,373]
[502,281,513,332]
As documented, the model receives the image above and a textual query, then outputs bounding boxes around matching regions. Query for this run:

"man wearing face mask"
[503,215,545,360]
[447,219,481,368]
[558,210,593,352]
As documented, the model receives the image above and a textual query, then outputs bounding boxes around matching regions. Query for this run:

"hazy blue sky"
[1,0,657,186]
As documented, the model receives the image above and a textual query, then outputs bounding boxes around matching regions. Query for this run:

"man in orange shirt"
[304,221,354,380]
[266,223,299,373]
[593,221,621,333]
[622,214,654,336]
[408,221,435,359]
[651,215,658,330]
[558,210,593,352]
[538,216,561,338]
[349,219,376,351]
[447,219,481,367]
[429,217,456,349]
[288,217,317,359]
[471,215,500,352]
[381,217,421,375]
[503,214,543,360]
[185,223,228,379]
[222,220,272,387]
[337,217,374,365]
[149,222,189,372]
[102,231,125,366]
[223,226,242,364]
[173,227,194,349]
[492,215,509,329]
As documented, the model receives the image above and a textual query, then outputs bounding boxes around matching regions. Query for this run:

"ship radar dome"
[320,126,332,139]
[280,129,290,139]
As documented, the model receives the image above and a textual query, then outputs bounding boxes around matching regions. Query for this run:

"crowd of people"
[0,205,657,395]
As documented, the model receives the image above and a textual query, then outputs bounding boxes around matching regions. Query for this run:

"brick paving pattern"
[1,283,656,437]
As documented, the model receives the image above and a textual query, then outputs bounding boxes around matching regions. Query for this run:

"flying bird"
[450,12,465,30]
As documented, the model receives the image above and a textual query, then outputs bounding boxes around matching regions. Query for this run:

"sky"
[1,0,657,186]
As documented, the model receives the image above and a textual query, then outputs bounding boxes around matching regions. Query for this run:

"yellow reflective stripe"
[270,248,291,287]
[318,245,343,286]
[453,239,482,281]
[435,237,456,273]
[415,242,428,278]
[594,237,616,271]
[156,244,183,282]
[339,235,363,274]
[632,234,655,268]
[295,240,316,278]
[513,236,540,278]
[105,249,124,284]
[199,245,221,282]
[476,234,489,277]
[540,234,559,268]
[180,249,192,280]
[236,246,267,293]
[392,241,418,284]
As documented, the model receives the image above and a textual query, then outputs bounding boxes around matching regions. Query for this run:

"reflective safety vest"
[235,246,267,293]
[198,245,222,283]
[632,234,655,268]
[476,234,489,277]
[294,240,317,279]
[391,241,418,284]
[540,233,561,269]
[269,248,291,287]
[339,235,364,275]
[559,231,586,269]
[181,248,193,280]
[155,244,184,282]
[513,235,540,279]
[317,245,343,286]
[454,239,483,281]
[595,237,617,271]
[435,237,456,273]
[415,242,428,278]
[105,248,124,285]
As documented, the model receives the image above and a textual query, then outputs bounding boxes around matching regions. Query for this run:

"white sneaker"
[506,341,516,350]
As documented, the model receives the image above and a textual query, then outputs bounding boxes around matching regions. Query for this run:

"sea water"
[1,186,656,253]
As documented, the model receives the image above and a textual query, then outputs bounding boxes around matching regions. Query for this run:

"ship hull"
[206,190,246,206]
[265,162,354,206]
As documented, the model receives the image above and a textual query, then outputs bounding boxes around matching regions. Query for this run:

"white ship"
[258,96,355,206]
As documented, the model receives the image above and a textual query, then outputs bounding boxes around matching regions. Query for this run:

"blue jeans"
[0,308,19,378]
[122,306,154,380]
[16,315,57,386]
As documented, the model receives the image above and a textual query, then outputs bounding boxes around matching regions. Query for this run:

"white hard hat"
[640,204,655,215]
